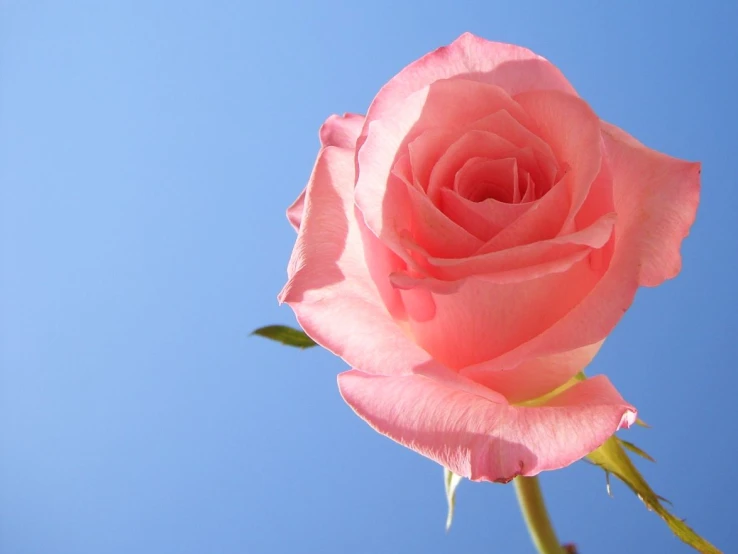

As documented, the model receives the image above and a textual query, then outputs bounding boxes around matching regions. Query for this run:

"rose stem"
[513,476,566,554]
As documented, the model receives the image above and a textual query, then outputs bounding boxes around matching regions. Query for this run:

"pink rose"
[279,33,700,482]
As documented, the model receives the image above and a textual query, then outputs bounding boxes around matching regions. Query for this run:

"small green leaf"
[618,438,656,463]
[587,436,721,553]
[251,325,317,349]
[444,467,464,531]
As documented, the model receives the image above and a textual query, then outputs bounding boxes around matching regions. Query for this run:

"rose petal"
[362,33,577,139]
[520,172,536,202]
[468,109,559,187]
[454,157,518,202]
[357,80,547,261]
[467,128,700,371]
[439,188,520,241]
[403,181,484,258]
[319,113,365,149]
[397,257,600,369]
[356,81,528,255]
[286,189,306,232]
[279,141,433,377]
[475,173,572,254]
[424,212,616,281]
[460,341,604,403]
[284,112,364,234]
[427,132,527,204]
[407,109,557,197]
[391,248,591,291]
[338,370,635,482]
[514,90,603,232]
[602,122,701,286]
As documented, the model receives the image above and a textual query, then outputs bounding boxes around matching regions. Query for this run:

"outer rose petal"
[363,32,576,136]
[320,113,365,149]
[338,370,635,482]
[279,134,434,377]
[602,122,700,286]
[286,189,305,232]
[288,114,366,232]
[396,257,600,369]
[461,341,604,403]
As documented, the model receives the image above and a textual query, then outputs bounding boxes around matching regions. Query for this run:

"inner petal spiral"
[455,157,518,203]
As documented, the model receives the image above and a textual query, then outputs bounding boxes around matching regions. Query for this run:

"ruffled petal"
[422,212,616,281]
[475,173,572,254]
[403,181,484,258]
[462,127,700,372]
[338,369,635,482]
[286,189,305,232]
[395,257,600,369]
[514,89,604,233]
[439,188,523,241]
[356,80,528,258]
[279,142,432,376]
[460,341,604,403]
[602,122,700,286]
[319,113,365,149]
[426,130,536,204]
[363,33,576,137]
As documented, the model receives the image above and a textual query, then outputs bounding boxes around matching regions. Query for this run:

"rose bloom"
[279,33,699,482]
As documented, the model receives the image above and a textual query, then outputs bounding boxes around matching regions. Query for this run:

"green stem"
[514,476,566,554]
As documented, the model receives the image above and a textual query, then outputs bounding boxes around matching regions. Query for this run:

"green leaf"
[444,467,464,531]
[617,438,656,463]
[587,436,721,553]
[251,325,317,349]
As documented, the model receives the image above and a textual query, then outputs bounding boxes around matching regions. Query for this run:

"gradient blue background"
[1,1,736,553]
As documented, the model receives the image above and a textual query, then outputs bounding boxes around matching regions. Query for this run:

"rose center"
[455,157,530,204]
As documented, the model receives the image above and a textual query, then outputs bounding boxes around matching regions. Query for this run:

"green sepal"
[444,467,464,531]
[251,325,317,349]
[587,436,720,553]
[617,438,656,463]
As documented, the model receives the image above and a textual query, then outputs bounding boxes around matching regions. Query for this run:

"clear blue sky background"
[1,1,736,553]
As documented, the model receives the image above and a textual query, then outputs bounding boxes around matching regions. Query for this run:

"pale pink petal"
[397,258,600,369]
[427,131,543,205]
[338,370,635,482]
[440,188,511,240]
[520,172,536,202]
[391,153,414,188]
[363,33,576,138]
[455,157,518,202]
[475,174,572,254]
[390,248,591,291]
[279,144,432,376]
[288,113,365,233]
[407,109,557,196]
[465,129,700,372]
[403,182,484,258]
[468,110,559,186]
[514,90,603,231]
[460,341,604,403]
[602,122,701,286]
[286,189,306,232]
[356,80,529,255]
[438,154,538,240]
[423,213,616,281]
[319,113,365,148]
[408,128,457,192]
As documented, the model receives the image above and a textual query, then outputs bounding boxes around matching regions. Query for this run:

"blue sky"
[1,1,736,553]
